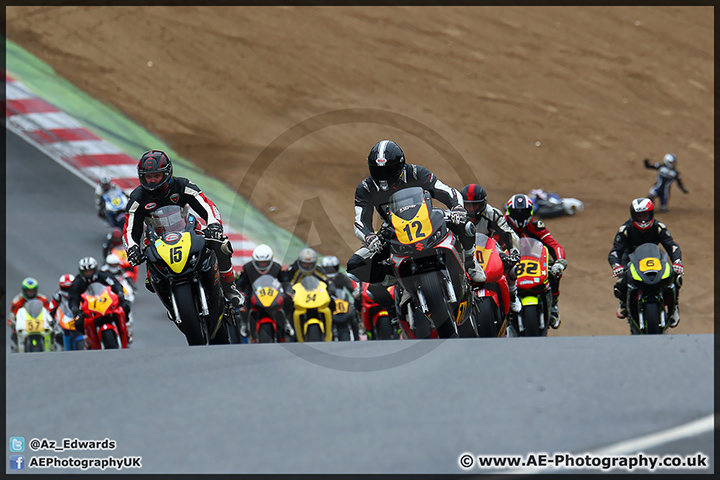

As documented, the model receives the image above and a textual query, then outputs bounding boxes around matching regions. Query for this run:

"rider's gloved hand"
[127,245,142,267]
[550,259,567,277]
[672,260,684,276]
[612,264,624,278]
[204,223,224,240]
[508,248,521,265]
[450,205,468,225]
[365,234,384,254]
[74,313,86,334]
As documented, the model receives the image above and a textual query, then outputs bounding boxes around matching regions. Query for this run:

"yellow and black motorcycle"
[292,276,333,342]
[142,206,231,346]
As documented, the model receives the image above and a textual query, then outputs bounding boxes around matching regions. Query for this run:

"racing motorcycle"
[624,243,677,335]
[101,188,128,229]
[142,206,231,346]
[15,299,56,353]
[360,282,398,340]
[247,274,288,343]
[507,237,553,337]
[383,187,473,339]
[528,189,584,219]
[54,297,85,351]
[471,233,510,338]
[79,282,129,349]
[292,276,333,342]
[329,284,356,341]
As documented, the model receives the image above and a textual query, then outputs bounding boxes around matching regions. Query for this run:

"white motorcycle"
[15,299,56,353]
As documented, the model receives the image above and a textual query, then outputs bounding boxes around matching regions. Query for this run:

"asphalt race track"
[5,131,714,474]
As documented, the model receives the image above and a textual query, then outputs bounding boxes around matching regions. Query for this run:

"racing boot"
[549,296,561,329]
[669,305,680,328]
[463,249,486,283]
[616,301,628,319]
[220,272,244,309]
[508,283,522,313]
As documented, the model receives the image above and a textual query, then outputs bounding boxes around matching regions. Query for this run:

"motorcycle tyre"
[305,323,324,342]
[101,329,119,349]
[643,302,662,335]
[474,297,498,338]
[521,304,541,337]
[258,323,276,343]
[376,315,393,340]
[174,283,206,346]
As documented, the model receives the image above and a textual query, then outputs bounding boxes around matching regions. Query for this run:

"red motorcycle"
[472,233,510,337]
[79,282,129,349]
[247,275,287,343]
[360,283,397,340]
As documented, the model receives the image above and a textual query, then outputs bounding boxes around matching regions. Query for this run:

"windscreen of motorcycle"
[389,187,433,245]
[149,205,187,234]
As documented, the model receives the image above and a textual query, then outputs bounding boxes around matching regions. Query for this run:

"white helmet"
[663,153,677,169]
[321,255,340,279]
[251,244,274,274]
[105,253,122,274]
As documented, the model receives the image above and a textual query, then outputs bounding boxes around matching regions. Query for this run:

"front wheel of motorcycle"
[305,323,324,342]
[258,323,276,343]
[474,297,498,338]
[643,302,662,334]
[521,304,541,337]
[101,329,119,349]
[173,283,206,345]
[376,315,393,340]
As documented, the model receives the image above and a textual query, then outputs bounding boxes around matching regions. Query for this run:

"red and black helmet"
[460,184,487,224]
[138,150,173,196]
[367,140,405,187]
[630,197,654,231]
[58,274,75,291]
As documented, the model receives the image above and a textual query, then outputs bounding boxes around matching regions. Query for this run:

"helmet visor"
[299,260,315,272]
[369,162,404,182]
[464,199,486,215]
[634,211,651,222]
[253,260,271,272]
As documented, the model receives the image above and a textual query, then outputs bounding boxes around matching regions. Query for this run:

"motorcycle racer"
[122,150,243,309]
[644,153,689,212]
[67,257,130,335]
[505,194,567,329]
[461,184,522,313]
[347,139,485,284]
[94,176,126,221]
[608,197,683,327]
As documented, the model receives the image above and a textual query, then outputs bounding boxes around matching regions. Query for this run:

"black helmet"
[630,197,654,231]
[138,150,173,197]
[460,184,487,224]
[367,140,405,189]
[506,194,534,232]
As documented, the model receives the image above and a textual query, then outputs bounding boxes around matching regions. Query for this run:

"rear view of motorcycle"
[384,187,473,339]
[142,206,231,346]
[508,237,553,337]
[624,243,677,334]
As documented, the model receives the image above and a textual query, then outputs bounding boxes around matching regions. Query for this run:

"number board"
[516,259,543,279]
[257,287,279,307]
[87,290,113,315]
[156,232,192,273]
[639,258,662,272]
[26,318,44,333]
[334,299,349,315]
[391,202,433,245]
